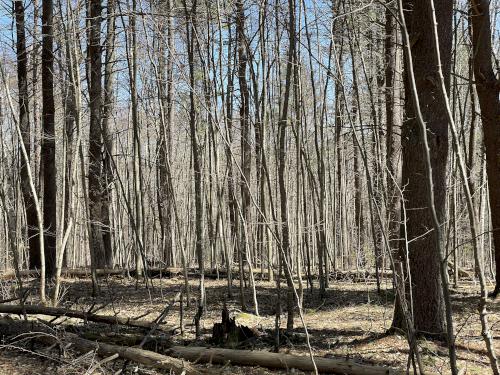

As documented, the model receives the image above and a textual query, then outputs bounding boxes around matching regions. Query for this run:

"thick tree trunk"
[14,0,40,271]
[398,0,452,336]
[468,0,500,298]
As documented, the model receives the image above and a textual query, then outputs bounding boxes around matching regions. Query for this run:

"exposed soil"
[0,274,498,374]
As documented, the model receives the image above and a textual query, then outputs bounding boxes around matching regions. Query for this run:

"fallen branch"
[0,303,167,330]
[167,346,406,374]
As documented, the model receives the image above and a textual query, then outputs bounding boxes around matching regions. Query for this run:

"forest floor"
[0,273,498,374]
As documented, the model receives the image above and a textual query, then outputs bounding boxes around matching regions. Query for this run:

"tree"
[385,1,404,330]
[279,0,297,332]
[236,0,256,313]
[41,0,57,278]
[397,0,452,336]
[183,0,205,338]
[468,0,500,298]
[87,0,112,269]
[14,0,40,270]
[157,0,174,266]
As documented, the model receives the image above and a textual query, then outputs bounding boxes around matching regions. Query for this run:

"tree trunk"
[385,1,404,330]
[398,0,452,336]
[41,0,57,278]
[14,0,40,271]
[183,0,205,337]
[87,0,110,269]
[279,0,297,333]
[468,0,500,298]
[157,0,174,266]
[101,0,116,268]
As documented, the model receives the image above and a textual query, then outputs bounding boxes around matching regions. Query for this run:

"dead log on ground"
[0,318,203,375]
[81,331,172,350]
[167,346,406,374]
[331,269,393,282]
[63,333,204,374]
[0,303,168,329]
[1,317,406,374]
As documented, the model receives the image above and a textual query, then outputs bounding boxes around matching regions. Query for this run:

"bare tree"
[468,0,500,298]
[41,0,57,278]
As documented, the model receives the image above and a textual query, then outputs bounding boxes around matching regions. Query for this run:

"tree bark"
[157,0,174,266]
[183,0,205,337]
[397,0,452,336]
[87,0,111,269]
[14,0,40,271]
[41,0,57,278]
[468,0,500,298]
[167,346,405,375]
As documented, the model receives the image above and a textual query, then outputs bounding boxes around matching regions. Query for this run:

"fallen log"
[331,269,394,282]
[0,303,165,329]
[0,267,210,280]
[167,346,405,374]
[1,317,406,374]
[81,331,172,350]
[64,333,204,375]
[0,318,203,375]
[0,269,41,280]
[0,266,276,281]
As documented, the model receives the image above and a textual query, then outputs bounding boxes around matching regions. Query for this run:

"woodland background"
[0,0,499,374]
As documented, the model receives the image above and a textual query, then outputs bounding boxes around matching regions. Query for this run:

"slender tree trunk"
[157,0,174,266]
[87,0,109,269]
[101,0,116,268]
[236,0,252,310]
[385,1,405,330]
[279,0,297,333]
[41,0,57,278]
[183,0,205,338]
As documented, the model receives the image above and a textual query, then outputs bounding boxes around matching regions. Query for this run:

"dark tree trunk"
[236,0,250,277]
[87,0,110,268]
[14,0,40,270]
[41,0,57,278]
[397,0,452,336]
[352,131,364,269]
[224,24,240,300]
[468,0,500,298]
